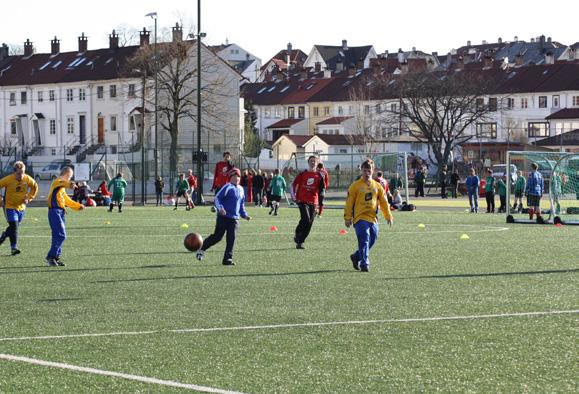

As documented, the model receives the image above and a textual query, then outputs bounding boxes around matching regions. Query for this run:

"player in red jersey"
[186,169,197,210]
[291,155,325,249]
[374,170,392,205]
[211,151,234,211]
[316,162,329,218]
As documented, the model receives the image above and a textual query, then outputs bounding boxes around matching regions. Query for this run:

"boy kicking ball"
[196,168,251,265]
[344,159,393,272]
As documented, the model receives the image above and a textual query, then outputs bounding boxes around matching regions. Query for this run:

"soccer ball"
[184,232,203,252]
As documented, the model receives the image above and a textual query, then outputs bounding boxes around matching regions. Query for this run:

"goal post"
[280,152,410,205]
[506,151,579,225]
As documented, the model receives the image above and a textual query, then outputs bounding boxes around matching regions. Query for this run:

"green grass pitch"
[0,205,576,393]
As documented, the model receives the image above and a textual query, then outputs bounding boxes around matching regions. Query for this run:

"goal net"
[507,151,579,225]
[280,152,410,205]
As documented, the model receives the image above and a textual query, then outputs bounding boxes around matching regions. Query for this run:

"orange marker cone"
[270,226,278,231]
[339,229,348,234]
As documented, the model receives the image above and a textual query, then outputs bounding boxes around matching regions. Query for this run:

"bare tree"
[111,24,140,47]
[372,70,510,172]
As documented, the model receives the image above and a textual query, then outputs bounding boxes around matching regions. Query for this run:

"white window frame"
[67,116,74,134]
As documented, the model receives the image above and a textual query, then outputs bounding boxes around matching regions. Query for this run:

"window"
[390,103,398,112]
[9,93,16,106]
[298,106,305,119]
[79,88,86,101]
[375,104,381,113]
[505,98,515,108]
[539,96,547,108]
[97,86,104,99]
[364,105,370,115]
[51,149,56,156]
[288,107,295,119]
[38,91,43,103]
[275,108,281,118]
[553,95,559,108]
[49,119,56,134]
[313,107,319,116]
[67,117,74,134]
[324,107,330,116]
[128,84,136,98]
[10,120,17,135]
[338,106,343,115]
[110,116,117,131]
[265,108,271,118]
[349,106,354,114]
[489,97,497,111]
[573,96,579,106]
[110,85,117,98]
[66,89,73,101]
[521,98,528,108]
[129,116,136,132]
[339,149,348,154]
[528,122,549,137]
[21,92,27,104]
[476,123,497,139]
[49,90,55,101]
[476,98,484,109]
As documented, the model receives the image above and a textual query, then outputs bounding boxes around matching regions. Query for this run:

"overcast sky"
[3,0,576,61]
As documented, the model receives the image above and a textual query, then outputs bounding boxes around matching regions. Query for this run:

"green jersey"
[176,179,189,192]
[108,177,127,202]
[497,179,506,196]
[269,175,287,197]
[485,176,495,193]
[514,177,526,194]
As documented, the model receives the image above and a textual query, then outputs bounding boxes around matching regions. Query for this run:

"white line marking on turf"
[0,310,576,342]
[0,354,247,394]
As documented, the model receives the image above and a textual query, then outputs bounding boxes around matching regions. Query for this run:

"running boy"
[268,168,286,216]
[291,155,325,249]
[196,168,251,265]
[174,173,190,211]
[45,166,85,267]
[344,159,393,272]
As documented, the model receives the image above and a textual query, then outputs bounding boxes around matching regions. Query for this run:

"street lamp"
[145,12,158,179]
[195,0,205,205]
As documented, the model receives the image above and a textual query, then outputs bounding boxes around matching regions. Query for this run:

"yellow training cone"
[105,221,111,225]
[181,223,189,228]
[32,218,38,221]
[418,224,425,228]
[461,234,469,239]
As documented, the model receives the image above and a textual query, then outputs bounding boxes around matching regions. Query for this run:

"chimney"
[348,64,356,76]
[139,28,149,47]
[498,37,503,44]
[324,68,332,78]
[357,57,364,69]
[315,61,321,72]
[336,58,343,71]
[51,37,60,55]
[540,35,545,52]
[569,48,576,61]
[401,61,409,74]
[110,30,120,49]
[514,36,519,42]
[373,62,381,75]
[172,23,183,42]
[515,53,524,66]
[456,57,464,70]
[378,55,387,67]
[467,40,472,47]
[342,39,348,50]
[1,43,8,59]
[24,39,33,56]
[398,48,404,64]
[545,52,555,65]
[300,68,307,80]
[78,33,88,52]
[484,55,492,68]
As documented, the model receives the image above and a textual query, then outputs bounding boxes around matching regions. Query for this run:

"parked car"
[491,164,518,182]
[34,160,74,181]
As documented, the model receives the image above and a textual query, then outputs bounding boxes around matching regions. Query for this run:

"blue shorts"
[4,208,25,223]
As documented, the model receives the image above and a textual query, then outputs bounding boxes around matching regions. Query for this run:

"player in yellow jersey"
[0,161,38,255]
[344,159,393,272]
[45,166,85,267]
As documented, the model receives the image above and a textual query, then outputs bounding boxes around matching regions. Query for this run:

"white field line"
[0,353,246,394]
[0,310,576,343]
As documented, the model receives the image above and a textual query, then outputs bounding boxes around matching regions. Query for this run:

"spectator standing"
[450,169,461,198]
[252,169,265,207]
[154,177,165,206]
[240,170,249,202]
[484,169,496,213]
[389,173,403,193]
[465,168,480,213]
[0,161,38,256]
[415,167,426,197]
[439,165,448,198]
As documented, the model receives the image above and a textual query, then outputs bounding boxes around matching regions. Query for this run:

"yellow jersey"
[344,178,392,225]
[47,178,82,211]
[0,174,38,210]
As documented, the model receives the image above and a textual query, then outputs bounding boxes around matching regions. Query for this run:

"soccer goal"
[506,151,579,225]
[280,152,410,205]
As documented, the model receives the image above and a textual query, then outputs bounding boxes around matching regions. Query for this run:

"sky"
[3,0,577,62]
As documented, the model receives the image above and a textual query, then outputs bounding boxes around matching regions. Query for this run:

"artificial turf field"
[0,204,576,393]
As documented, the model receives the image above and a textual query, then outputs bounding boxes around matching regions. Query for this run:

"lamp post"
[146,12,158,179]
[195,0,205,205]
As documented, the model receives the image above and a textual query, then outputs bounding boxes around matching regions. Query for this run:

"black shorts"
[527,194,541,206]
[514,191,523,198]
[270,195,281,203]
[177,191,187,197]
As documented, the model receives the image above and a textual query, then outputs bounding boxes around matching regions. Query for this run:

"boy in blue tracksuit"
[196,168,251,265]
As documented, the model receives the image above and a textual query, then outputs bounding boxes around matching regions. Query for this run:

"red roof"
[545,108,579,120]
[316,116,353,125]
[276,134,312,146]
[266,119,304,128]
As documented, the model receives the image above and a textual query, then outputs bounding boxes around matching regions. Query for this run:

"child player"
[45,166,85,267]
[196,168,251,265]
[291,155,325,249]
[344,159,393,272]
[513,170,526,212]
[107,173,127,213]
[268,168,286,216]
[174,173,190,211]
[526,162,544,222]
[316,162,329,218]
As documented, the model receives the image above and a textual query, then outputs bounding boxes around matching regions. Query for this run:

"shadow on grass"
[92,270,342,284]
[384,268,578,280]
[0,265,169,274]
[38,298,87,302]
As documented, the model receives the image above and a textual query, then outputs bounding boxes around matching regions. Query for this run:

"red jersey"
[187,175,197,189]
[212,160,233,190]
[291,170,324,205]
[375,176,389,194]
[318,169,329,189]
